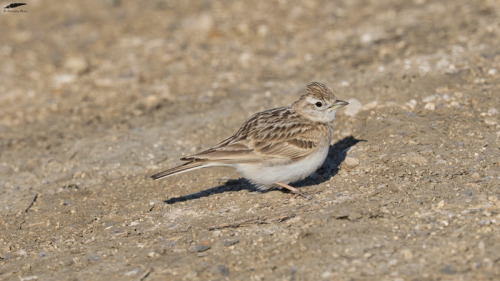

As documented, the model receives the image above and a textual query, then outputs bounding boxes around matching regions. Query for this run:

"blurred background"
[1,0,499,280]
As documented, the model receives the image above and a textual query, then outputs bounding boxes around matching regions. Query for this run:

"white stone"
[487,108,498,116]
[423,95,437,103]
[53,74,76,87]
[321,271,332,279]
[344,157,360,168]
[406,99,417,110]
[344,98,362,117]
[484,118,498,126]
[63,56,88,74]
[424,102,435,110]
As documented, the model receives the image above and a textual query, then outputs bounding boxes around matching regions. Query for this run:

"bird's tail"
[151,161,204,180]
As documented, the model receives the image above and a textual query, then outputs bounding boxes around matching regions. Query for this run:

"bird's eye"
[315,102,323,107]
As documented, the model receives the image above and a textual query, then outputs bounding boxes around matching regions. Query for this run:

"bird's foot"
[274,182,312,200]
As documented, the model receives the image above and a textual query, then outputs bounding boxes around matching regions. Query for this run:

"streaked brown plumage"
[151,82,348,196]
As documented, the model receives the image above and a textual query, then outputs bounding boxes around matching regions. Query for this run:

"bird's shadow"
[164,136,365,204]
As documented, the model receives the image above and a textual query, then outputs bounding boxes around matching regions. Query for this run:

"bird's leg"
[274,182,312,199]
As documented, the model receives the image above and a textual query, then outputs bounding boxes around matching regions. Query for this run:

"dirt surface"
[1,0,500,280]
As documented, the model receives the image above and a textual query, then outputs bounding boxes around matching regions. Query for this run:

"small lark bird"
[151,82,348,196]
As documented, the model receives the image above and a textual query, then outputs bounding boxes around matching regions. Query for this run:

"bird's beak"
[329,100,349,110]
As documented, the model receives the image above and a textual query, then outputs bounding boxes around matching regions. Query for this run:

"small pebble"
[348,211,363,221]
[424,102,435,110]
[422,95,436,103]
[344,157,360,168]
[223,238,240,246]
[344,98,362,117]
[437,200,445,208]
[148,251,159,258]
[400,152,428,165]
[63,56,89,74]
[124,268,141,276]
[142,95,160,110]
[484,118,497,126]
[185,270,198,278]
[478,241,485,251]
[20,276,38,281]
[188,244,211,253]
[440,265,456,274]
[210,264,230,276]
[53,74,76,87]
[435,159,447,165]
[321,271,332,279]
[402,249,413,260]
[487,108,498,115]
[406,99,417,110]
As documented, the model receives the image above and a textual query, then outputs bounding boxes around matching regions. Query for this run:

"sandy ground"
[1,0,500,280]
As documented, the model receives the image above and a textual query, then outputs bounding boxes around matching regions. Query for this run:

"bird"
[151,82,348,197]
[4,3,26,9]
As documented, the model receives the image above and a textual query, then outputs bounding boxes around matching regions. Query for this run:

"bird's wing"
[181,107,328,164]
